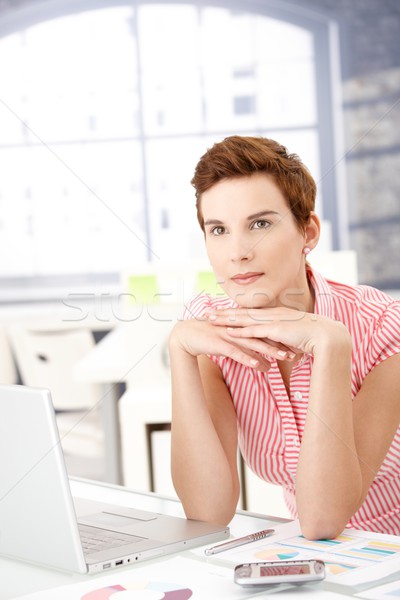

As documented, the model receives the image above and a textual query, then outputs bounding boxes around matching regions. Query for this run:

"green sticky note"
[126,274,159,304]
[195,271,223,296]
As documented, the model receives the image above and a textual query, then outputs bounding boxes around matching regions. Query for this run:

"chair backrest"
[0,327,18,384]
[7,327,100,410]
[120,303,183,389]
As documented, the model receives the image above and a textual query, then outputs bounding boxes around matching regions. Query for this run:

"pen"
[204,528,275,555]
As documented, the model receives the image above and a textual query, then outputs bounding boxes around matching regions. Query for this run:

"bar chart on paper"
[213,521,400,586]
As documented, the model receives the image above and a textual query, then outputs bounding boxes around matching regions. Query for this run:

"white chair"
[116,303,181,492]
[7,326,104,464]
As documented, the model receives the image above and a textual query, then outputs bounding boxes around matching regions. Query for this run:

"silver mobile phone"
[234,559,326,586]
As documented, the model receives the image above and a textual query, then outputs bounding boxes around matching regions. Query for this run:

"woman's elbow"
[185,506,235,527]
[299,516,347,541]
[297,493,360,540]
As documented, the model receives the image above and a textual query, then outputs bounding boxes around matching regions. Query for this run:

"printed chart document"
[356,580,400,599]
[12,555,345,600]
[202,520,400,587]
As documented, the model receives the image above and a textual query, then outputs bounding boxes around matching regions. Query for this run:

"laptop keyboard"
[79,524,143,555]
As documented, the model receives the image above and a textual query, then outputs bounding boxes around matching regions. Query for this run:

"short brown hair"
[191,135,316,231]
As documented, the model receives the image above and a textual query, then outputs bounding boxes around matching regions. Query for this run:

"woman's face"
[201,173,316,309]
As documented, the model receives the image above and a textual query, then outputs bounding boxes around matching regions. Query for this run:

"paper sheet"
[15,557,229,600]
[202,520,400,587]
[13,555,346,600]
[356,580,400,599]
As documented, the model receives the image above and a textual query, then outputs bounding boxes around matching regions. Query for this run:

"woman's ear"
[304,212,320,250]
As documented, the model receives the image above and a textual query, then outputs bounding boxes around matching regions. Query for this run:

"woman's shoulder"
[310,266,400,335]
[331,278,399,315]
[183,294,235,320]
[309,265,398,313]
[321,277,400,343]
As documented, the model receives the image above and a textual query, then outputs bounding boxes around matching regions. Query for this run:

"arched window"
[0,1,342,298]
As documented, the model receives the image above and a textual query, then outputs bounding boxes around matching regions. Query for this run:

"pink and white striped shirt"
[184,267,400,534]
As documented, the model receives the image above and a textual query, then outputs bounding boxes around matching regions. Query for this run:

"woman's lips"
[231,272,263,285]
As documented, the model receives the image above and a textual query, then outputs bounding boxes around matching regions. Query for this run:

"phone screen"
[259,564,311,576]
[234,560,325,587]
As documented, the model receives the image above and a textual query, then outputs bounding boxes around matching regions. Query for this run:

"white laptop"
[0,385,229,574]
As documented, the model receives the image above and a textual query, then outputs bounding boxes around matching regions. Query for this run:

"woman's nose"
[230,235,254,262]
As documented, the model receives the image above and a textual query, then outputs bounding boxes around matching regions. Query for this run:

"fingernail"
[277,350,287,358]
[288,352,296,360]
[250,358,259,366]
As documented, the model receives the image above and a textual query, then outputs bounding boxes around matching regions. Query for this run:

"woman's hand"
[204,306,352,357]
[169,317,296,371]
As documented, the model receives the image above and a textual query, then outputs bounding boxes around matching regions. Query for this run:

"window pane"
[0,3,325,290]
[200,8,316,131]
[23,8,139,141]
[139,5,204,135]
[144,136,209,262]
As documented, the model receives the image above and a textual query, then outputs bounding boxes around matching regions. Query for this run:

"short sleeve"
[364,301,400,371]
[183,294,234,321]
[182,294,235,368]
[183,294,213,321]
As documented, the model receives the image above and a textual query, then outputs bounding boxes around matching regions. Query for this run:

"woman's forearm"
[296,336,362,539]
[169,340,239,525]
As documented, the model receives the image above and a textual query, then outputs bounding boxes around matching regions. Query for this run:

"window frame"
[0,0,344,301]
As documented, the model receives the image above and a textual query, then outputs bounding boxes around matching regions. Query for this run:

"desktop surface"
[0,479,398,600]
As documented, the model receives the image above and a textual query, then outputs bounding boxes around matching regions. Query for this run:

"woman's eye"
[210,225,225,236]
[252,219,271,230]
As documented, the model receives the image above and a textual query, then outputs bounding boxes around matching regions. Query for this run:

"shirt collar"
[307,265,337,320]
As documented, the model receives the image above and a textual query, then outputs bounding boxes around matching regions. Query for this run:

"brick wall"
[290,0,400,288]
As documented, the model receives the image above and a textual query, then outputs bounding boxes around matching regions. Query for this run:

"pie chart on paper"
[81,581,193,600]
[254,547,300,561]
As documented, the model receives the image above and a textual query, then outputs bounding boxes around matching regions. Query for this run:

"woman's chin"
[229,289,277,309]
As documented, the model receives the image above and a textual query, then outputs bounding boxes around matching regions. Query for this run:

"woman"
[168,136,400,539]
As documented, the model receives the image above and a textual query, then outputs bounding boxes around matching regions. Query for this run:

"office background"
[0,0,399,302]
[0,0,399,509]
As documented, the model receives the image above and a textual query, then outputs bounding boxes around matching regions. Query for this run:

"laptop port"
[103,563,111,569]
[115,560,123,566]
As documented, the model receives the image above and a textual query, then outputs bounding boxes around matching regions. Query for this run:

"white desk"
[74,304,181,485]
[0,478,394,600]
[0,479,278,599]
